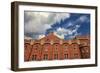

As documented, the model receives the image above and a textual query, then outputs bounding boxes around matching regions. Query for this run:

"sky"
[24,11,90,40]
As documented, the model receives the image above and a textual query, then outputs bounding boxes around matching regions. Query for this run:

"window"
[74,45,77,49]
[34,44,38,50]
[54,54,58,59]
[63,45,67,48]
[32,55,37,60]
[44,54,48,60]
[64,45,68,51]
[72,44,78,49]
[64,54,68,59]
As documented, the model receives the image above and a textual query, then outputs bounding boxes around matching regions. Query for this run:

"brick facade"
[24,33,90,61]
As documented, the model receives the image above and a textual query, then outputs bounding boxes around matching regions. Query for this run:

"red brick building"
[24,33,90,61]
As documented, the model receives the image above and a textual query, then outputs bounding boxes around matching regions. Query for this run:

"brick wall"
[24,33,90,61]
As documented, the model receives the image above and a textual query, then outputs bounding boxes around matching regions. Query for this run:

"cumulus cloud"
[24,11,70,39]
[53,13,70,23]
[24,12,51,34]
[67,22,74,27]
[56,27,72,35]
[24,35,32,40]
[55,23,81,39]
[24,11,90,40]
[75,15,90,24]
[79,15,89,22]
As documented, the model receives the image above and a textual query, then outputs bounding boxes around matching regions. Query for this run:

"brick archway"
[52,43,62,60]
[29,43,42,61]
[69,43,81,59]
[62,43,70,59]
[41,43,53,60]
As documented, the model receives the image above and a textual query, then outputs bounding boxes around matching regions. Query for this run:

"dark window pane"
[64,54,68,59]
[32,55,37,60]
[54,54,58,59]
[44,54,48,60]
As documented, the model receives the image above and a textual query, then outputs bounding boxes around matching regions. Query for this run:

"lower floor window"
[64,54,68,59]
[54,54,58,59]
[32,55,37,60]
[44,54,48,60]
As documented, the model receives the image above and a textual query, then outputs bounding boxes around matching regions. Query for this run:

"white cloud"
[67,22,74,27]
[54,15,89,39]
[24,12,70,34]
[55,27,72,38]
[54,13,70,23]
[39,34,45,39]
[55,24,81,39]
[24,36,32,40]
[77,15,89,23]
[79,16,87,22]
[54,32,64,39]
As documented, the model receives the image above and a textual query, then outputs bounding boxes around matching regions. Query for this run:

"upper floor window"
[63,44,68,51]
[72,44,78,49]
[33,44,39,50]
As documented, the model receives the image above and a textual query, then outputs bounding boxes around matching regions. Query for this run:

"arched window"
[32,55,37,60]
[63,43,69,51]
[44,54,48,60]
[64,54,68,59]
[71,43,78,49]
[43,43,50,51]
[54,54,58,59]
[33,44,39,50]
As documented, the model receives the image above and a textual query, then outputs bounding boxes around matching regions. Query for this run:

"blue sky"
[24,11,90,40]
